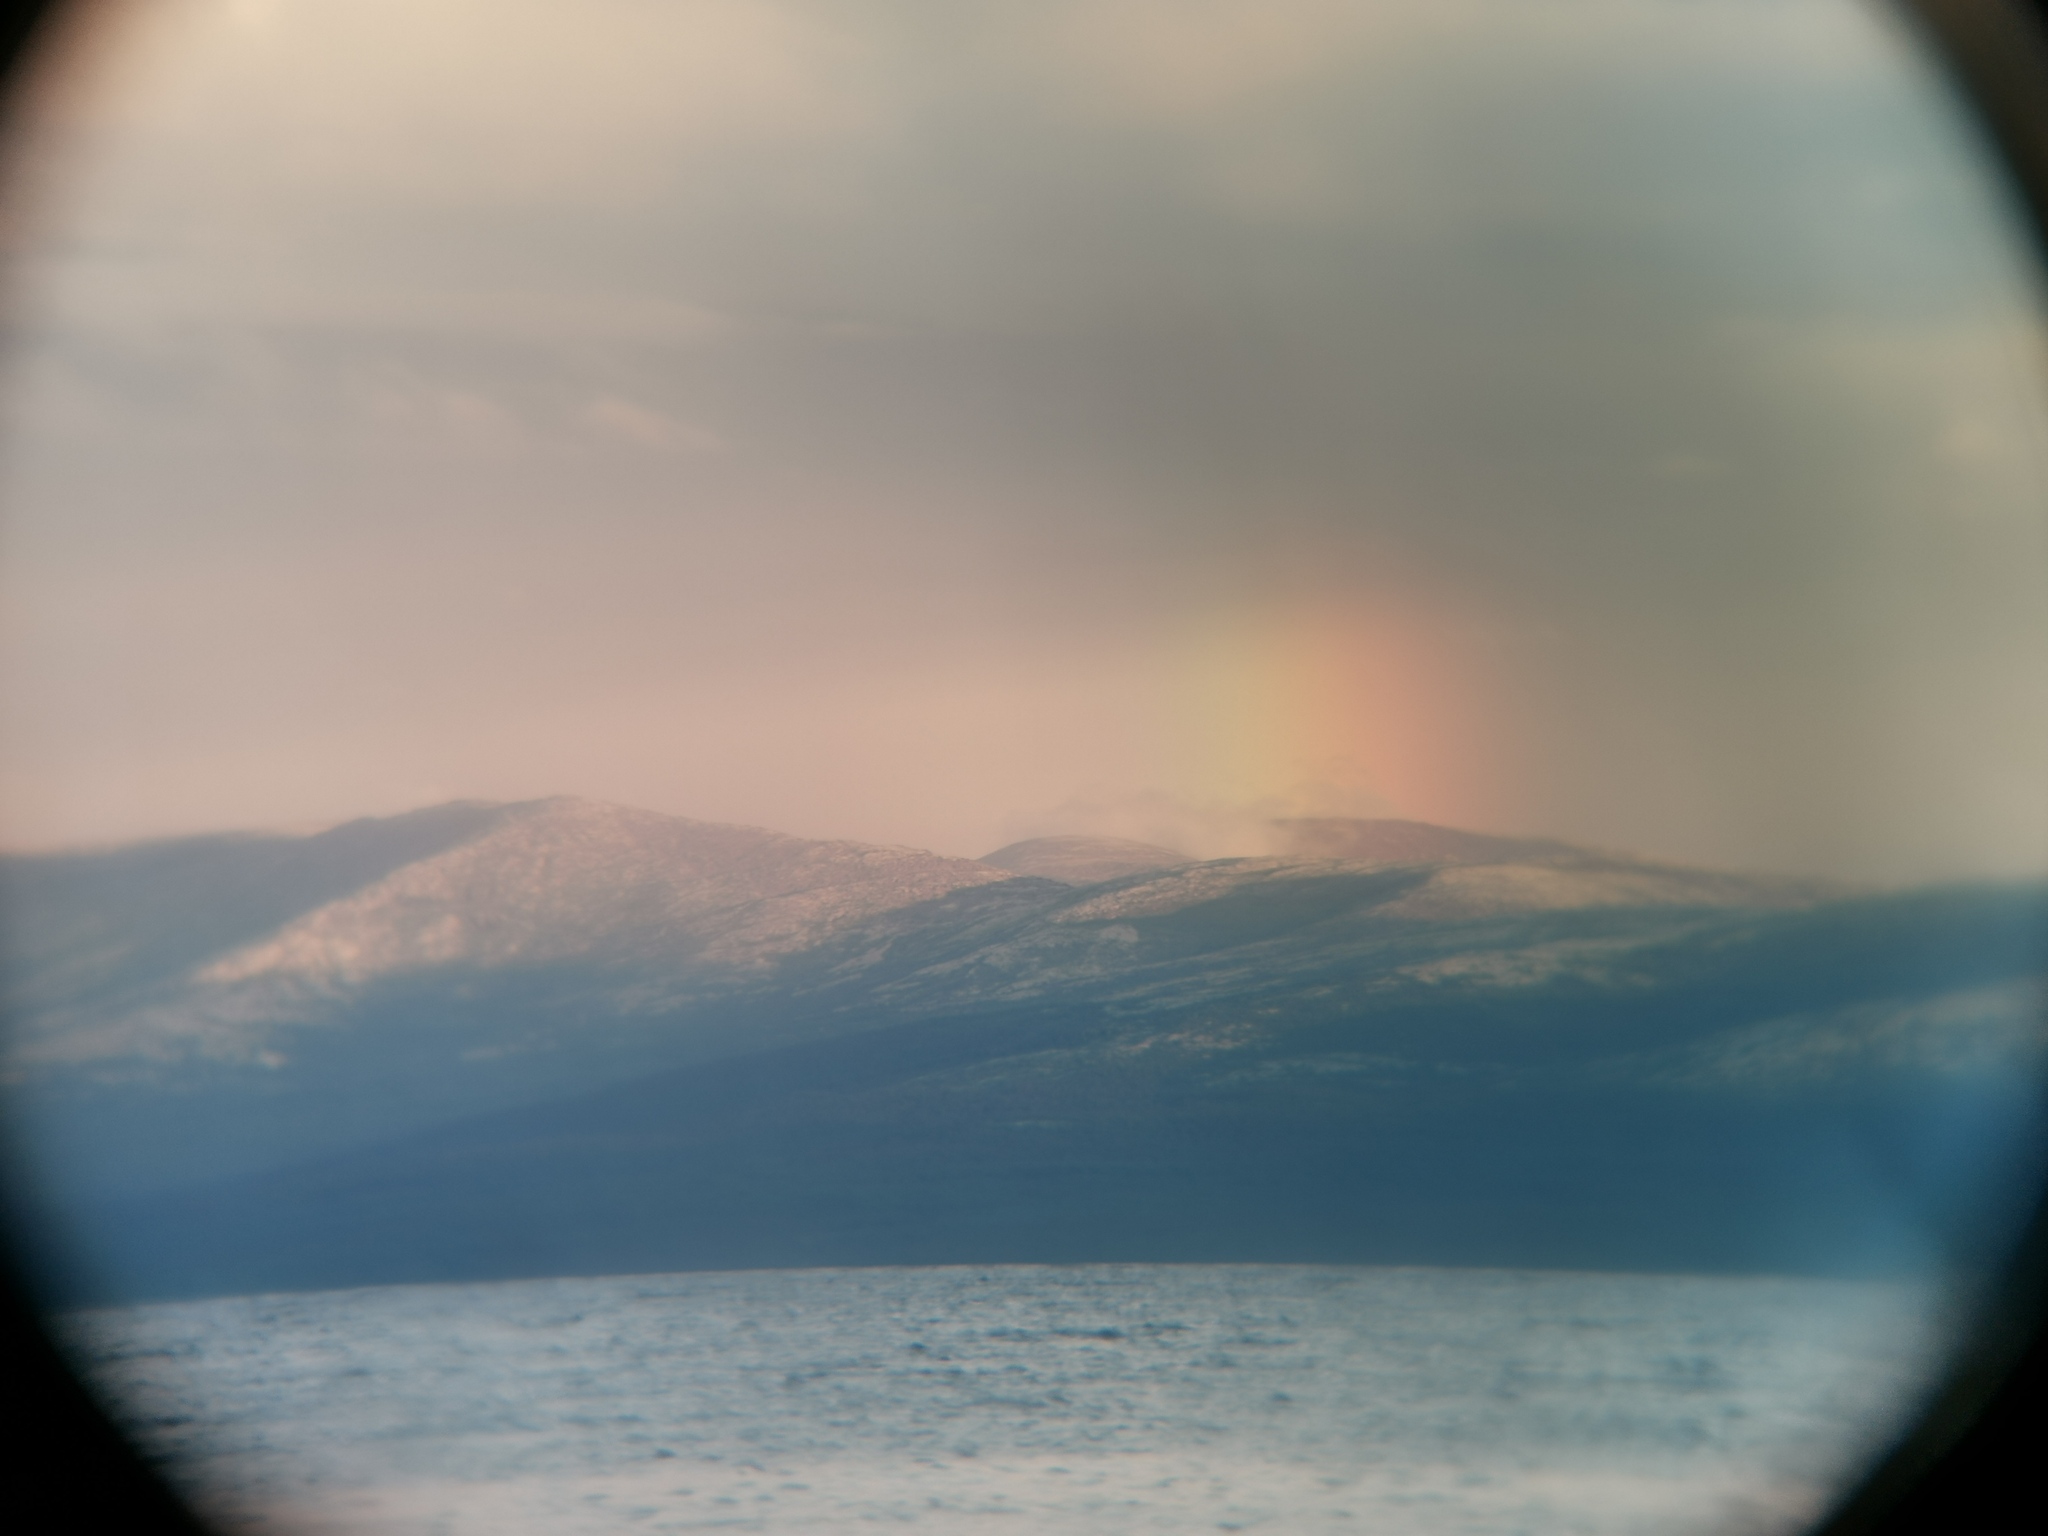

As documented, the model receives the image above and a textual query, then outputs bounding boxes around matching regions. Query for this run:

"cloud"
[34,282,738,345]
[3,0,2047,884]
[1936,415,2005,469]
[43,0,883,206]
[582,396,725,454]
[361,378,519,443]
[1196,137,1359,222]
[1037,0,1407,121]
[1648,452,1731,484]
[1031,0,1898,127]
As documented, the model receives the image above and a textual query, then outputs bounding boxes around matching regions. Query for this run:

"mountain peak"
[187,802,1014,994]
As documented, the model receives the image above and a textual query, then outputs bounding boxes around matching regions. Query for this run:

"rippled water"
[59,1264,1951,1535]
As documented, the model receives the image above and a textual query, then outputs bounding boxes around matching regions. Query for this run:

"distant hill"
[1269,817,1846,901]
[2,799,2042,1303]
[980,835,1194,884]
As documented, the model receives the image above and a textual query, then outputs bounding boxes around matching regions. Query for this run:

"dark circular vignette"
[1811,3,2048,1533]
[0,1,218,1525]
[0,3,2043,1534]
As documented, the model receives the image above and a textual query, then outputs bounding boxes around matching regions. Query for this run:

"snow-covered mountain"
[2,800,2042,1303]
[3,799,1837,1085]
[5,798,1013,1071]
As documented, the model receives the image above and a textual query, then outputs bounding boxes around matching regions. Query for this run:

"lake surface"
[60,1264,1953,1536]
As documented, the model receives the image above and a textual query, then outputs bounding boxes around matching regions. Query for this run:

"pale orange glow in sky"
[1157,596,1487,830]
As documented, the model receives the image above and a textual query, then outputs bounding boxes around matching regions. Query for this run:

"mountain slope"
[980,836,1194,884]
[3,799,1023,1200]
[55,881,2048,1301]
[0,801,511,1023]
[9,797,1014,1071]
[3,801,2042,1303]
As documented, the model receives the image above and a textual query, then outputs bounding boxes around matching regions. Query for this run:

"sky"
[1,0,2047,880]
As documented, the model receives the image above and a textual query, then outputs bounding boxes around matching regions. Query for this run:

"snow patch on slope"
[195,799,1013,989]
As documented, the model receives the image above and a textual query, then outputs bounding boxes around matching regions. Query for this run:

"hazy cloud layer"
[2,0,2046,879]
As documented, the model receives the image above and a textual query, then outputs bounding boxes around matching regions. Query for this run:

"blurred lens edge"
[0,0,2043,1531]
[0,0,214,1522]
[1811,0,2048,1525]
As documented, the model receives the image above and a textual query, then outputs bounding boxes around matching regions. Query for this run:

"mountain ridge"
[2,798,2041,1302]
[4,798,1840,1081]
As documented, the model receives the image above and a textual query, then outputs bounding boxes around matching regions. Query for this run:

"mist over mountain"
[2,799,2042,1303]
[1270,818,1587,867]
[980,836,1194,884]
